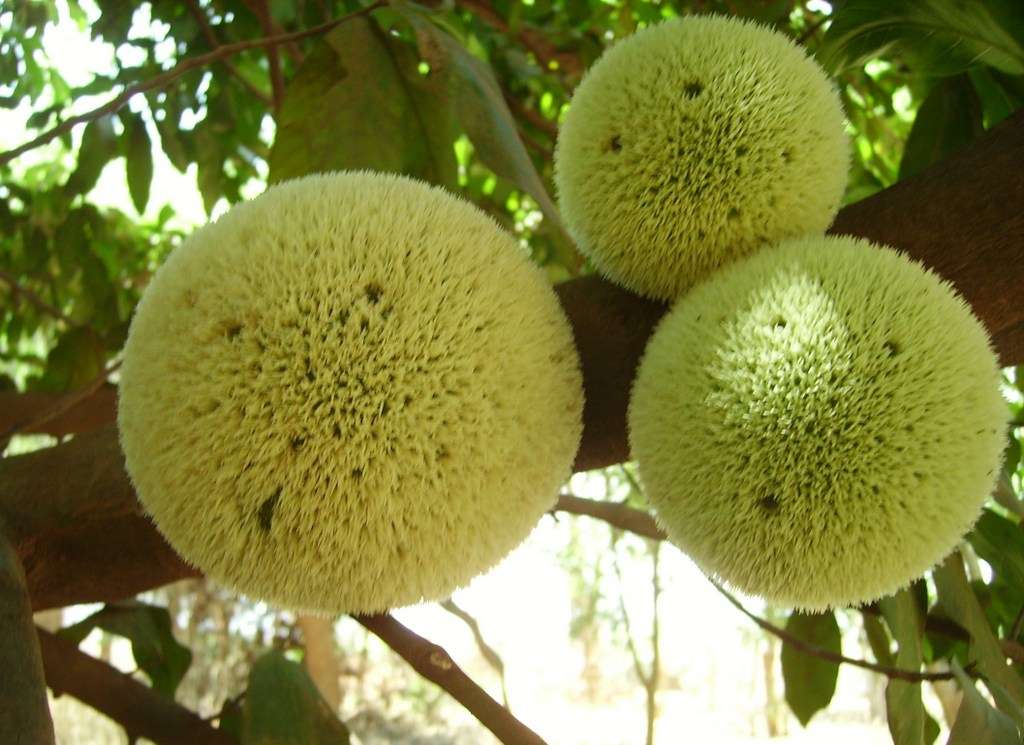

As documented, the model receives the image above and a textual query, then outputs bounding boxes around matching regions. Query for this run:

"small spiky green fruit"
[628,235,1005,610]
[118,172,583,614]
[555,16,848,300]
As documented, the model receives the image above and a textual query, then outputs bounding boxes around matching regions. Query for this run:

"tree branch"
[0,520,55,745]
[0,2,387,167]
[0,386,117,440]
[0,269,77,327]
[441,598,511,709]
[354,613,547,745]
[243,0,287,111]
[555,494,666,540]
[36,627,236,745]
[711,583,964,683]
[184,0,275,106]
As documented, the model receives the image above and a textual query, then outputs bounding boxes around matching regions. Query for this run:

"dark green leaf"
[66,116,118,197]
[780,611,841,726]
[899,75,984,180]
[268,14,457,187]
[820,0,1024,76]
[970,510,1024,592]
[934,552,1024,718]
[947,661,1022,745]
[60,602,192,698]
[970,67,1024,128]
[863,612,895,666]
[393,2,567,231]
[122,111,153,213]
[34,327,105,392]
[880,589,926,745]
[242,651,350,745]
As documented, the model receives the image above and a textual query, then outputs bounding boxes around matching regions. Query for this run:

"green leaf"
[970,67,1024,128]
[863,612,895,666]
[947,661,1022,745]
[820,0,1024,76]
[934,552,1024,718]
[122,111,153,214]
[880,589,926,745]
[392,2,569,234]
[60,602,192,698]
[780,611,841,726]
[242,651,350,745]
[34,327,105,392]
[970,510,1024,592]
[899,75,984,180]
[66,116,118,197]
[268,14,457,187]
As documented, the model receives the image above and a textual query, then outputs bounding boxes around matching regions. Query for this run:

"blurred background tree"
[1,1,1023,744]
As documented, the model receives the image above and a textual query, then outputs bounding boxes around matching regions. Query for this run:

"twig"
[244,0,287,110]
[502,90,558,139]
[0,269,77,326]
[455,0,584,80]
[0,2,386,166]
[184,0,274,106]
[0,520,55,745]
[354,613,547,745]
[441,598,511,709]
[554,494,666,541]
[712,583,965,683]
[1011,603,1024,642]
[796,12,830,46]
[36,627,236,745]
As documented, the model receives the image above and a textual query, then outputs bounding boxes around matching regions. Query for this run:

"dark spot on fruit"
[736,145,749,156]
[364,283,383,305]
[608,134,622,153]
[258,488,281,532]
[226,323,242,340]
[773,317,787,329]
[683,81,703,98]
[758,495,780,512]
[727,207,740,220]
[351,467,364,481]
[883,340,901,357]
[290,435,305,451]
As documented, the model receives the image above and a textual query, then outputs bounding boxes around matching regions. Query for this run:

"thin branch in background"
[1,359,121,445]
[354,613,548,745]
[1010,603,1024,642]
[36,626,237,745]
[0,269,78,327]
[796,11,830,45]
[0,2,386,166]
[441,598,511,709]
[555,493,667,541]
[712,583,966,683]
[244,0,287,110]
[184,0,274,106]
[502,90,558,139]
[0,522,55,745]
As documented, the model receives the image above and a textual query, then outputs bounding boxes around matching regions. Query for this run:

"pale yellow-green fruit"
[118,172,583,614]
[629,235,1005,610]
[555,15,848,300]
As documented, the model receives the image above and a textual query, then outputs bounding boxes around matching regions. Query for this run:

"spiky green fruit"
[555,16,848,300]
[118,172,583,614]
[629,235,1005,609]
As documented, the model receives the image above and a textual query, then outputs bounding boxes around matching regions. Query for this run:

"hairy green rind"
[554,16,848,301]
[118,172,583,614]
[629,235,1005,610]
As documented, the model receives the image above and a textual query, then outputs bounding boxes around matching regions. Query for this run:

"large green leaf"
[880,589,926,745]
[242,651,350,745]
[970,510,1024,592]
[934,552,1024,719]
[820,0,1024,76]
[947,662,1021,745]
[393,2,567,231]
[65,115,118,197]
[899,75,984,180]
[268,14,457,187]
[33,327,105,392]
[122,110,153,214]
[780,611,841,726]
[60,602,192,699]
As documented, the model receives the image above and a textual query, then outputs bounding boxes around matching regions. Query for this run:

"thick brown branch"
[0,3,386,166]
[0,386,117,439]
[0,522,55,745]
[36,627,236,745]
[355,613,546,745]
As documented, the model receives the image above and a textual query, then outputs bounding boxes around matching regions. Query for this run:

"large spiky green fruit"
[118,172,583,614]
[628,235,1005,610]
[555,16,848,300]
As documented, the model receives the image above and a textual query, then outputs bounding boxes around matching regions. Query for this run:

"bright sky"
[14,2,941,743]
